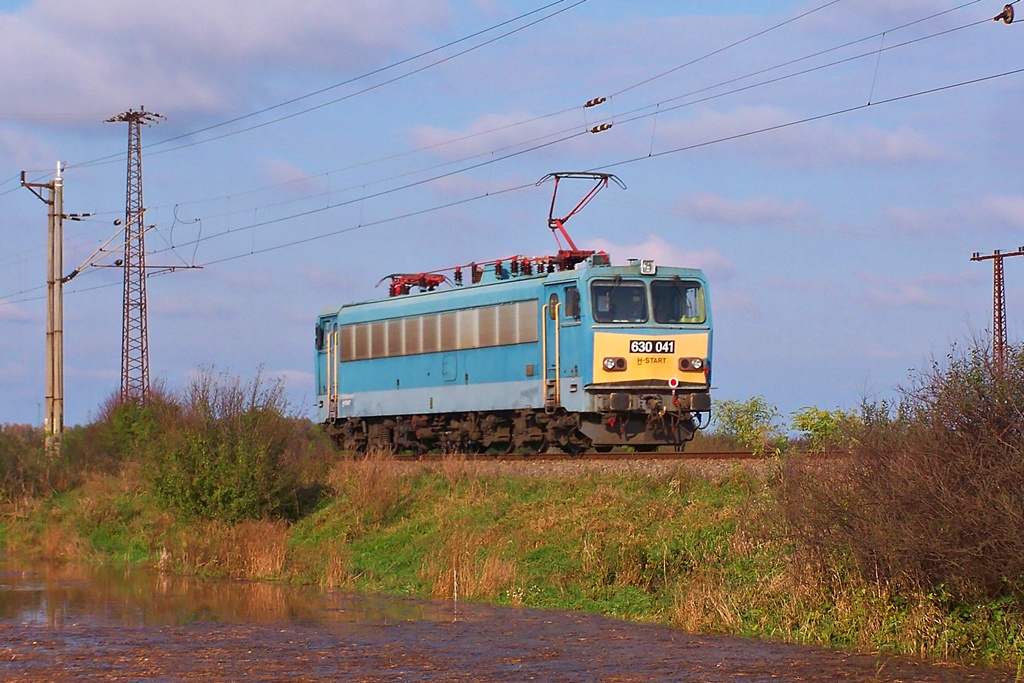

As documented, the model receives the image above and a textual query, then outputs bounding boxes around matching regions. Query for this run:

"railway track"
[391,449,759,462]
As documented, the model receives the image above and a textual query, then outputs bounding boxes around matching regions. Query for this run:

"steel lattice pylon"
[972,247,1024,372]
[993,255,1006,369]
[107,107,162,403]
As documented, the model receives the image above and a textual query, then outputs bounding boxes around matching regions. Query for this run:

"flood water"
[0,562,1013,682]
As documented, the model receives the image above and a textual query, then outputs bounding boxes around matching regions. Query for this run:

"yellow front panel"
[592,332,709,384]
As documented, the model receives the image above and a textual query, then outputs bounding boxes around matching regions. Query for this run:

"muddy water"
[0,563,1011,682]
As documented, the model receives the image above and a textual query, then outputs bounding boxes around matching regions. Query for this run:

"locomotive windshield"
[652,280,706,324]
[591,280,648,323]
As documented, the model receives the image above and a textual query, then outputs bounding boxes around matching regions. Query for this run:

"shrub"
[146,368,300,523]
[713,396,787,455]
[63,389,172,470]
[0,424,49,502]
[778,341,1024,602]
[789,406,859,453]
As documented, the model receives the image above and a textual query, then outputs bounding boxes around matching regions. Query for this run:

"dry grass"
[327,447,412,527]
[39,524,86,562]
[422,528,518,601]
[321,547,351,588]
[430,449,490,486]
[169,520,288,579]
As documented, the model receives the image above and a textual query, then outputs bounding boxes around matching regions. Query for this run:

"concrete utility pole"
[107,107,162,404]
[21,163,65,455]
[971,247,1024,371]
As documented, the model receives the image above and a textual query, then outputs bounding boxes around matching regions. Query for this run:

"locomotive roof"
[318,259,708,321]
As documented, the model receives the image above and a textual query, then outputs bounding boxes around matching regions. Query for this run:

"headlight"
[679,357,706,371]
[603,357,627,371]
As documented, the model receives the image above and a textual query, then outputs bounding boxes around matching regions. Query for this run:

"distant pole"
[54,164,64,447]
[107,107,163,404]
[971,247,1024,371]
[21,163,65,455]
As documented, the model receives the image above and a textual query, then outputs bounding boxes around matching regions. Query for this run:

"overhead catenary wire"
[0,2,1012,303]
[1,0,1004,287]
[593,65,1024,173]
[154,64,1024,275]
[3,57,1021,308]
[0,1,1004,294]
[609,0,848,98]
[67,0,591,171]
[142,5,1003,237]
[0,0,864,229]
[88,0,999,223]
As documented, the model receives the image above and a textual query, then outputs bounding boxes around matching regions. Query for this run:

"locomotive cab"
[564,258,713,449]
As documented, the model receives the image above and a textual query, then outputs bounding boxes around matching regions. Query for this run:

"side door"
[542,287,561,410]
[541,282,582,411]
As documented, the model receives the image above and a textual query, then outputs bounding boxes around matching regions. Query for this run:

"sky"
[0,0,1021,427]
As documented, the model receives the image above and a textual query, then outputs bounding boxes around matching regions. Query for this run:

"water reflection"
[0,562,450,629]
[0,562,1013,682]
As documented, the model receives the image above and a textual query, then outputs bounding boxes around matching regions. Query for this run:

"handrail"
[541,302,562,410]
[326,329,339,420]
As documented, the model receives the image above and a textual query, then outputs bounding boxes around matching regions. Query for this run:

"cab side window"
[564,286,580,319]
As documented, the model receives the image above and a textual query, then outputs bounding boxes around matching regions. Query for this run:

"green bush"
[789,406,859,452]
[146,368,300,523]
[0,424,48,501]
[713,396,786,455]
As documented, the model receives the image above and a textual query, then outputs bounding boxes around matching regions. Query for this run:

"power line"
[0,3,1011,301]
[90,0,995,225]
[600,15,997,140]
[67,0,591,171]
[159,64,1024,272]
[0,0,1003,285]
[593,64,1024,173]
[610,0,847,98]
[148,7,1000,235]
[39,8,1016,271]
[4,61,1022,308]
[147,128,592,259]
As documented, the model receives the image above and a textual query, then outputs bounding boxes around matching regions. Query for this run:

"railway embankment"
[3,348,1024,672]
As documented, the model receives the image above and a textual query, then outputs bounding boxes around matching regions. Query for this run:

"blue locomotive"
[314,174,713,453]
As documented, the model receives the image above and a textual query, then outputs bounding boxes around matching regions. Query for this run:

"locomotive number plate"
[629,339,675,354]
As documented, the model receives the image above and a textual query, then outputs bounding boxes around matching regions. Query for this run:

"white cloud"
[657,106,943,167]
[150,293,234,319]
[975,195,1024,231]
[270,369,313,386]
[882,195,1024,236]
[409,112,568,160]
[588,234,734,280]
[260,159,329,198]
[856,272,956,309]
[0,128,55,170]
[678,192,814,227]
[0,0,452,118]
[710,290,759,314]
[0,304,34,323]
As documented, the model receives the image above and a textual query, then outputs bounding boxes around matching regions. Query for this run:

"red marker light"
[668,377,679,389]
